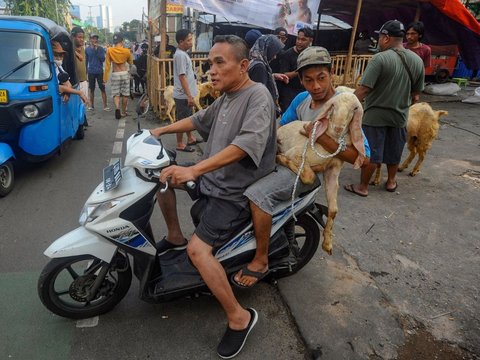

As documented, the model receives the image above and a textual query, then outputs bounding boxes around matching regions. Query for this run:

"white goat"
[276,91,365,254]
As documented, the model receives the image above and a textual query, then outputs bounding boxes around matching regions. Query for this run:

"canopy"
[317,0,480,69]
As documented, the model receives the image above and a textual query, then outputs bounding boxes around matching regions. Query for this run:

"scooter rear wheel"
[273,214,320,278]
[38,253,132,319]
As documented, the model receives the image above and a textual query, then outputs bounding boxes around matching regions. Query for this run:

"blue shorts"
[362,125,406,164]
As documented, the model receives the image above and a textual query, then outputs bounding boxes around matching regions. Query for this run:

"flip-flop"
[385,182,398,192]
[344,184,368,197]
[231,266,270,289]
[187,139,204,146]
[176,145,195,153]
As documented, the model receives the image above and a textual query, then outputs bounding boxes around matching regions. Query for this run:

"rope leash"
[290,120,346,221]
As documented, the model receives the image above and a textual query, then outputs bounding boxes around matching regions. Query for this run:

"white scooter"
[37,104,327,319]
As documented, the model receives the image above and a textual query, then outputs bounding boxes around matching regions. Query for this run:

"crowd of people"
[52,20,431,358]
[146,19,427,359]
[53,26,155,122]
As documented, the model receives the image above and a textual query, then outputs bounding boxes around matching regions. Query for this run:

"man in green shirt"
[345,20,424,196]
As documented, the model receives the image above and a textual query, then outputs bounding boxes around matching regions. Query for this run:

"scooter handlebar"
[185,181,196,190]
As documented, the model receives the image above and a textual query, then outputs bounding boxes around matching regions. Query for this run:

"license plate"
[103,159,122,192]
[0,89,8,104]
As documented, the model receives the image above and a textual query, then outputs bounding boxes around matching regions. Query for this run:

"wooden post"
[160,0,167,60]
[343,0,363,86]
[414,2,422,21]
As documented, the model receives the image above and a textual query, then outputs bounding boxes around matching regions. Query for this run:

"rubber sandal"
[217,308,258,359]
[344,184,368,197]
[103,107,111,111]
[156,236,188,255]
[187,139,204,146]
[385,182,398,192]
[176,145,195,152]
[231,266,269,289]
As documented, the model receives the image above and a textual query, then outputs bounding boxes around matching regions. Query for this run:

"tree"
[5,0,72,27]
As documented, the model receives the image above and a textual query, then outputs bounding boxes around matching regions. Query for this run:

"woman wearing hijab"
[248,35,289,114]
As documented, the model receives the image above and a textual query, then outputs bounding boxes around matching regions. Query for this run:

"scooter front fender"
[44,227,118,263]
[0,143,15,164]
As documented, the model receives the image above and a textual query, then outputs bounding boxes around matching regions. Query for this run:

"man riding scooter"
[150,34,277,359]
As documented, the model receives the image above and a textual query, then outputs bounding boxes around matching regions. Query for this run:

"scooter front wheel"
[38,253,132,319]
[0,160,14,197]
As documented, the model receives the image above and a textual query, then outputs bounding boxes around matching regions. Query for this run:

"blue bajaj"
[0,16,86,196]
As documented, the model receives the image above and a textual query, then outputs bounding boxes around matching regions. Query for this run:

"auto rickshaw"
[0,16,86,196]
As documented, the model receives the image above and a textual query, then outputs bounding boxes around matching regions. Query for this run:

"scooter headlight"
[79,198,126,225]
[22,104,40,119]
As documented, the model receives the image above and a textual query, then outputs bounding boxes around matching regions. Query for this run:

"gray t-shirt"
[192,83,277,202]
[173,48,198,99]
[360,48,424,128]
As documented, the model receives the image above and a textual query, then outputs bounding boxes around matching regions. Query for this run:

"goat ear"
[312,102,334,141]
[349,105,366,169]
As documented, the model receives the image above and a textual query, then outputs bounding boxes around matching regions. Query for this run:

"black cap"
[375,20,406,38]
[71,26,84,36]
[112,33,123,44]
[90,34,99,39]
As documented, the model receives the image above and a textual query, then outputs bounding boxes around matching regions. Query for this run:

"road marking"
[112,141,123,155]
[116,128,125,139]
[109,157,120,166]
[76,316,99,328]
[119,118,126,128]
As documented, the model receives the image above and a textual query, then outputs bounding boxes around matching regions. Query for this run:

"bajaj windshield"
[0,32,51,82]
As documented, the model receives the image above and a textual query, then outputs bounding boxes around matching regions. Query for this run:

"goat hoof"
[397,167,405,172]
[322,243,333,255]
[409,171,418,177]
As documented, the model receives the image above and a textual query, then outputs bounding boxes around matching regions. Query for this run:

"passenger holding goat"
[233,46,371,288]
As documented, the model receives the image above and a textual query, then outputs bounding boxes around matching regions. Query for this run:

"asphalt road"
[1,89,479,360]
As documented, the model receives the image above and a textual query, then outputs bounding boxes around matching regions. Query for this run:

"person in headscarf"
[248,34,289,114]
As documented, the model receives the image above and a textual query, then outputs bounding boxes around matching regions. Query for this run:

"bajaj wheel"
[435,69,449,83]
[273,214,320,278]
[38,253,132,319]
[75,116,86,140]
[0,160,14,197]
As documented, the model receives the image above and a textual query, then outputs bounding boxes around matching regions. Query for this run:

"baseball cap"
[90,34,99,39]
[71,26,84,36]
[296,46,331,72]
[245,29,262,48]
[112,33,124,44]
[51,41,66,54]
[375,20,406,38]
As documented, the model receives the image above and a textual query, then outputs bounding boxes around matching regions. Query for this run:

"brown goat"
[371,102,448,184]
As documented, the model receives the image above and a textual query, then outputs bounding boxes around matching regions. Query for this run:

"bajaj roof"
[0,16,69,40]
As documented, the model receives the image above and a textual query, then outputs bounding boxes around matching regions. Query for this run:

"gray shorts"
[174,98,193,120]
[110,72,130,97]
[362,125,407,164]
[244,166,320,216]
[191,195,251,250]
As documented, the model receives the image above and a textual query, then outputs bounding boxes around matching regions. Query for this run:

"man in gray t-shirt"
[150,35,276,359]
[172,29,200,152]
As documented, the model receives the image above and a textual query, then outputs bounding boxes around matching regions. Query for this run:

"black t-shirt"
[278,47,302,90]
[249,62,276,101]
